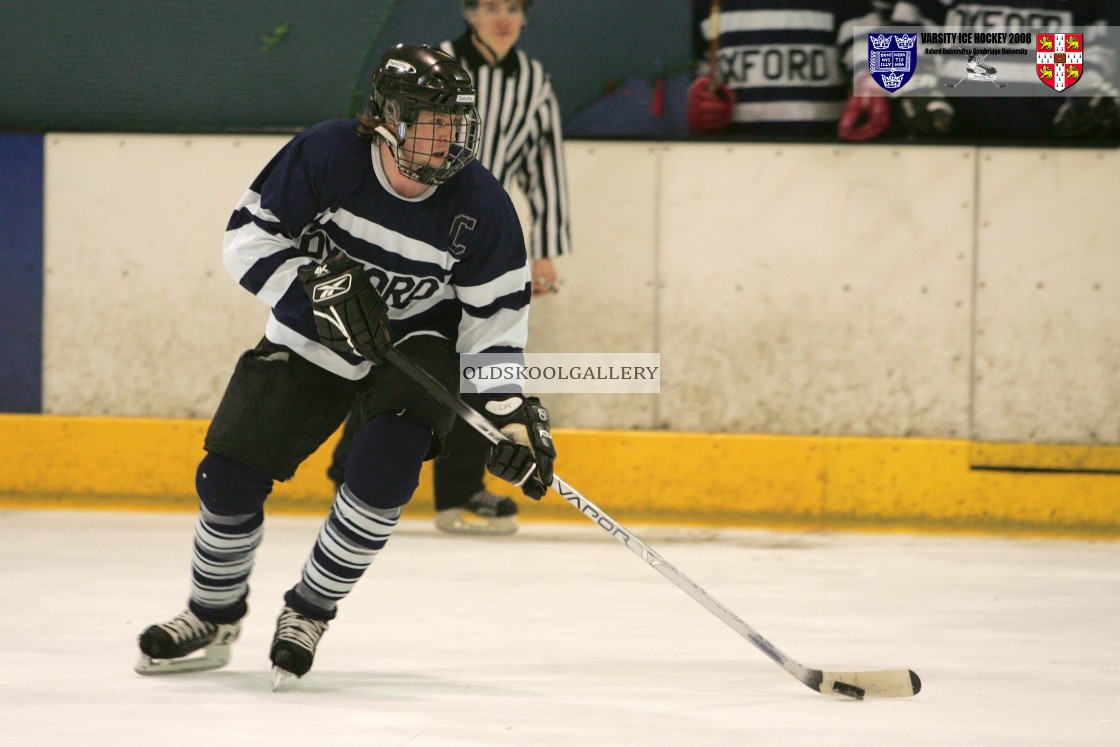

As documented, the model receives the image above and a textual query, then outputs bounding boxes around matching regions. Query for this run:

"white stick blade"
[819,669,921,698]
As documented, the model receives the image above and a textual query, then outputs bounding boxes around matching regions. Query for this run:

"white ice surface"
[0,509,1117,746]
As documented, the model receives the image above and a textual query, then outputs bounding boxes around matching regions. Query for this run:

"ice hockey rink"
[0,508,1116,747]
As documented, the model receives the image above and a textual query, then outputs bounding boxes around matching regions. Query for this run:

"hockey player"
[688,0,888,138]
[135,44,556,688]
[328,0,571,536]
[886,0,1118,140]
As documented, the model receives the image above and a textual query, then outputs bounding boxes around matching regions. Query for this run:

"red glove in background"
[687,76,734,135]
[838,74,891,142]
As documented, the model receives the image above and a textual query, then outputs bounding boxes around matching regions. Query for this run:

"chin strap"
[373,122,406,150]
[372,125,440,186]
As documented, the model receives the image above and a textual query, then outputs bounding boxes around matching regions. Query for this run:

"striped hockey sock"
[189,508,263,621]
[290,483,401,616]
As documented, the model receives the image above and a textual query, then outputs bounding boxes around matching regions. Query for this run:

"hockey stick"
[383,347,921,699]
[708,0,722,91]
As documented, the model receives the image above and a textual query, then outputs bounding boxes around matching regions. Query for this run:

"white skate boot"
[435,489,518,536]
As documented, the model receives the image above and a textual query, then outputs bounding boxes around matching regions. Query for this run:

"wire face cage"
[390,104,481,185]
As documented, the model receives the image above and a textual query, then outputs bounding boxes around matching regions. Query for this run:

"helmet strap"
[373,123,401,154]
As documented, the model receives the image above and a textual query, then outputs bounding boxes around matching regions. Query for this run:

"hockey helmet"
[368,44,481,185]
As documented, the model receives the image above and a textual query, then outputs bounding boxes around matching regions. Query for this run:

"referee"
[442,0,571,289]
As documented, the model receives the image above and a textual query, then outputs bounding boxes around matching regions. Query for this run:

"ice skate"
[966,55,997,78]
[135,609,240,675]
[947,53,1006,89]
[435,489,518,536]
[270,606,330,690]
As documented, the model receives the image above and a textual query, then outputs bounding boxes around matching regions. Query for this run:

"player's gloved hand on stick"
[686,76,734,135]
[1052,94,1119,139]
[484,396,556,500]
[895,94,955,138]
[882,71,954,138]
[838,74,891,142]
[298,251,392,362]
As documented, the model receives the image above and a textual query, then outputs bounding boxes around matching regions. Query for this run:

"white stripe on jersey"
[265,314,373,381]
[456,265,529,309]
[329,207,451,268]
[704,10,836,36]
[222,192,283,268]
[224,233,309,308]
[733,100,846,122]
[457,305,529,355]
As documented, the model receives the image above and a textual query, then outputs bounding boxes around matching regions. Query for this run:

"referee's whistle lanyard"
[470,31,505,66]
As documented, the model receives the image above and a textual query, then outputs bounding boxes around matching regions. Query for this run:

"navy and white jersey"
[889,1,1115,138]
[224,118,531,380]
[439,34,570,260]
[692,1,886,137]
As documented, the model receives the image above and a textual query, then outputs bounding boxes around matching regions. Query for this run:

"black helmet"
[368,44,481,185]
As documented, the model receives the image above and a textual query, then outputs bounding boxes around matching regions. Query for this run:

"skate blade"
[435,510,517,536]
[134,644,232,675]
[272,666,297,691]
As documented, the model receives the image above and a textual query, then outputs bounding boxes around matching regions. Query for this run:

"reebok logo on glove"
[310,275,353,303]
[298,251,392,363]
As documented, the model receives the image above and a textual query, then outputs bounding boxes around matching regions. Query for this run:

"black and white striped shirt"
[441,33,571,260]
[693,1,884,137]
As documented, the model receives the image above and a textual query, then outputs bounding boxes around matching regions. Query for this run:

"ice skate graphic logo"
[311,274,352,302]
[868,34,917,92]
[946,51,1007,89]
[1037,34,1083,91]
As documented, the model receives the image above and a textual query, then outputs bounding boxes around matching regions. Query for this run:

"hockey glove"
[896,95,955,138]
[1053,95,1119,139]
[838,74,891,142]
[483,396,556,500]
[686,76,734,135]
[297,251,391,362]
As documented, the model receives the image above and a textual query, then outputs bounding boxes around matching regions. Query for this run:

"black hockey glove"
[895,95,955,138]
[297,251,391,362]
[1053,95,1119,139]
[483,396,556,500]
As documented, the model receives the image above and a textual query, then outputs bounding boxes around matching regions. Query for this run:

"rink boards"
[1,414,1117,537]
[1,136,1117,536]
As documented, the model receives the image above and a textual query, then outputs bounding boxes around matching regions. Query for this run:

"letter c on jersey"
[449,214,477,258]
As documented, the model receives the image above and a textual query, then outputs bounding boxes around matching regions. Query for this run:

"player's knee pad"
[344,413,432,510]
[196,451,273,516]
